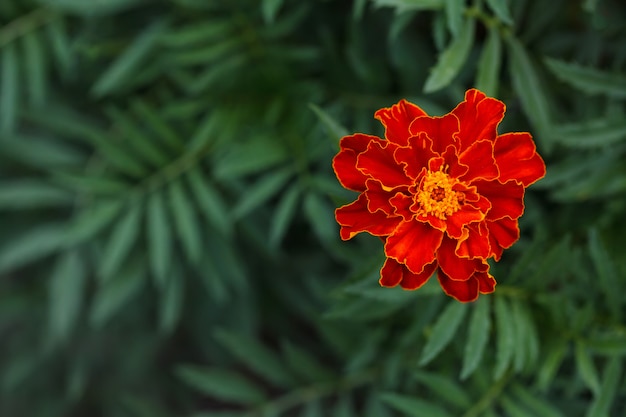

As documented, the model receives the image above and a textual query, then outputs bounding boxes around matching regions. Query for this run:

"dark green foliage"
[1,0,626,416]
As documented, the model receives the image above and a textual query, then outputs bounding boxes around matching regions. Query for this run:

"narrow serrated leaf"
[214,330,294,387]
[175,366,265,406]
[92,20,168,97]
[233,168,292,219]
[420,301,468,365]
[48,251,85,345]
[413,371,471,409]
[147,191,172,288]
[1,42,19,133]
[588,229,620,318]
[494,296,515,379]
[551,118,626,148]
[99,203,142,281]
[282,341,335,383]
[585,357,622,417]
[65,200,124,245]
[461,297,491,379]
[0,224,66,273]
[508,37,551,133]
[576,341,601,396]
[186,168,232,237]
[511,384,565,417]
[22,31,47,107]
[485,0,513,24]
[379,393,453,417]
[159,268,184,335]
[475,27,502,96]
[423,17,475,93]
[169,180,202,264]
[262,0,285,23]
[0,180,73,209]
[269,183,301,247]
[303,192,337,244]
[444,0,464,37]
[309,104,349,142]
[90,260,145,327]
[544,58,626,98]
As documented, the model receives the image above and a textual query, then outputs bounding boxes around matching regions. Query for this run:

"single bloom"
[332,89,546,302]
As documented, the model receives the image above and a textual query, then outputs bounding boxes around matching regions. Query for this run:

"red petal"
[477,271,496,294]
[389,192,414,221]
[456,222,491,259]
[336,194,402,240]
[458,140,499,182]
[333,134,381,192]
[395,134,435,179]
[486,217,520,260]
[375,99,428,146]
[451,89,505,151]
[494,132,546,186]
[437,270,480,302]
[385,220,443,274]
[357,140,411,189]
[437,237,483,281]
[475,179,524,220]
[364,179,398,215]
[380,258,436,290]
[445,203,486,239]
[408,113,460,155]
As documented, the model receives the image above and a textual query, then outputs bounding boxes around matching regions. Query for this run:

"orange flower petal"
[333,133,381,192]
[477,271,497,294]
[380,258,436,290]
[364,179,399,215]
[357,141,411,189]
[474,179,525,220]
[408,113,460,155]
[374,99,428,146]
[336,194,402,240]
[395,134,436,179]
[458,140,499,182]
[437,237,486,281]
[385,220,443,274]
[456,223,491,259]
[486,217,520,260]
[445,203,487,239]
[494,132,547,186]
[437,270,480,302]
[451,89,505,150]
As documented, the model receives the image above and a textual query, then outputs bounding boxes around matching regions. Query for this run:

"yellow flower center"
[416,168,462,220]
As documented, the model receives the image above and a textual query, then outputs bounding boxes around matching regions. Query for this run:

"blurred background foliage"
[1,0,626,416]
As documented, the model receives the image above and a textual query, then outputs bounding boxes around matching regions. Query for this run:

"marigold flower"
[332,89,546,302]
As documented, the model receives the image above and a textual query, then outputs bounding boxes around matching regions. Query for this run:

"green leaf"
[423,16,475,93]
[281,341,335,383]
[269,183,301,247]
[162,20,233,47]
[105,106,169,167]
[372,0,444,12]
[494,295,515,378]
[90,260,145,327]
[233,168,292,219]
[99,203,142,281]
[47,251,85,345]
[53,172,129,195]
[186,167,232,237]
[309,103,349,141]
[213,137,288,179]
[0,224,66,273]
[333,395,355,417]
[262,0,285,23]
[214,330,294,387]
[536,341,567,392]
[64,200,124,245]
[379,393,453,417]
[499,396,535,417]
[544,58,626,98]
[508,37,551,134]
[187,110,221,152]
[461,297,491,379]
[585,357,622,417]
[475,27,502,96]
[22,31,47,107]
[444,0,464,37]
[159,268,184,335]
[37,0,147,16]
[300,401,323,417]
[511,384,565,417]
[576,341,601,396]
[169,180,202,264]
[550,118,626,148]
[46,17,74,77]
[588,229,620,318]
[1,42,19,133]
[92,19,168,97]
[2,135,84,169]
[303,192,338,244]
[130,98,184,151]
[0,180,74,209]
[485,0,513,24]
[175,366,266,406]
[412,371,471,410]
[147,191,172,288]
[419,301,468,365]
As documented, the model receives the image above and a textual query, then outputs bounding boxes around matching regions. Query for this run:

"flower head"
[332,89,546,302]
